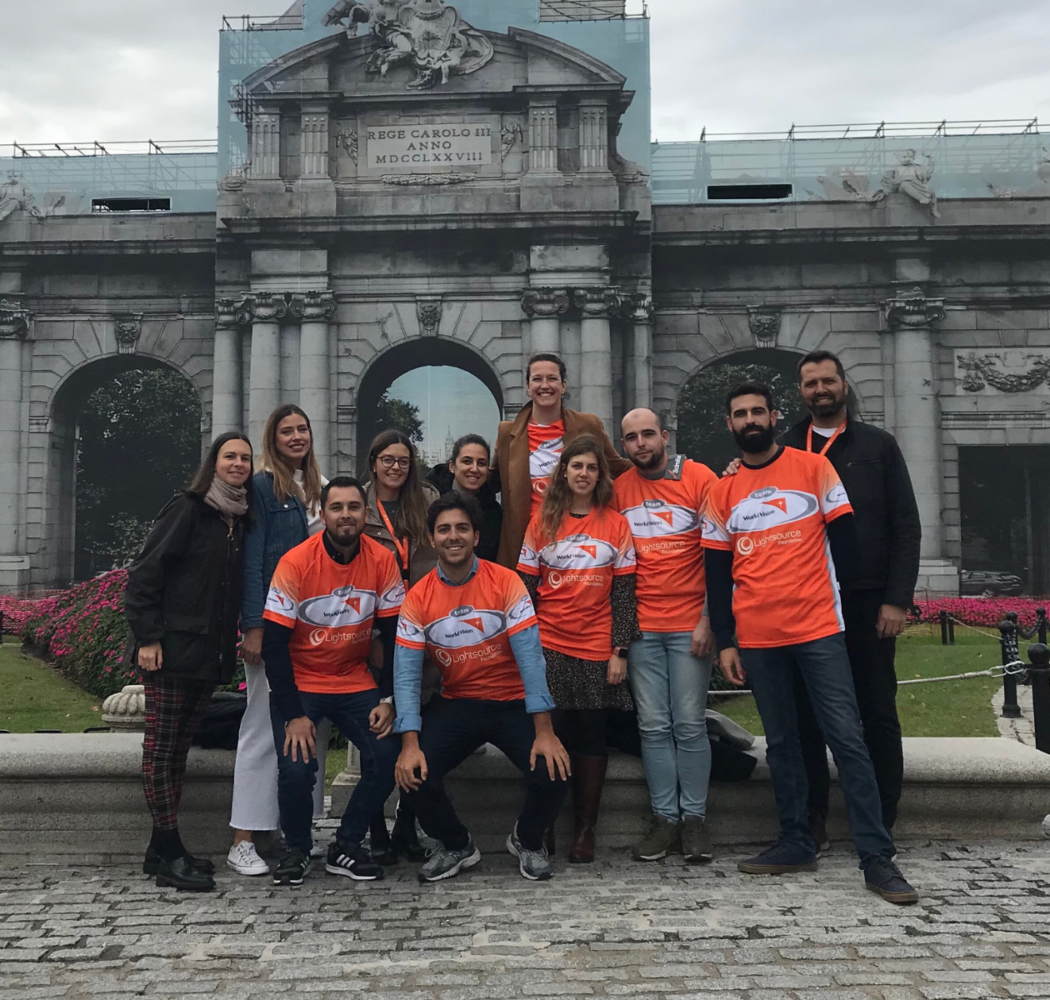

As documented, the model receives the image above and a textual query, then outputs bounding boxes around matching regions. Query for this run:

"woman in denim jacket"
[226,404,330,876]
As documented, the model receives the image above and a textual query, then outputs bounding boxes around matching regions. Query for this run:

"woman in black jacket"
[125,432,254,891]
[426,433,503,561]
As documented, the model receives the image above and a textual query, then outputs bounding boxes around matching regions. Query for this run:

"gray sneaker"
[506,823,555,881]
[632,814,681,861]
[681,815,713,864]
[417,841,481,884]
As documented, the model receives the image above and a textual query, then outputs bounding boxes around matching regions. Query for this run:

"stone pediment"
[238,26,628,103]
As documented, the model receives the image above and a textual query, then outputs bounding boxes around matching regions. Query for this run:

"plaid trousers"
[141,673,215,831]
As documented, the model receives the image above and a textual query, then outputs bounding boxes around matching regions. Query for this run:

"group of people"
[124,346,923,905]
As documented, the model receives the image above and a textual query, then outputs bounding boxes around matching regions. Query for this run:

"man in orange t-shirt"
[702,382,917,906]
[263,477,404,887]
[392,495,570,884]
[614,408,719,865]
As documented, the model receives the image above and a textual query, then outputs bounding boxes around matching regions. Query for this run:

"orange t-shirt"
[527,419,565,518]
[263,532,405,694]
[517,508,636,661]
[613,457,718,633]
[701,447,853,649]
[395,560,537,702]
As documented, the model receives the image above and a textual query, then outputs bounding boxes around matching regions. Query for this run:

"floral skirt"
[543,647,635,713]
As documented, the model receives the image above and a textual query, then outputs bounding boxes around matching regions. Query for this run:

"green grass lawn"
[0,636,103,733]
[712,627,1017,738]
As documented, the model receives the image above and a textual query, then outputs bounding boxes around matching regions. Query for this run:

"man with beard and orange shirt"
[702,381,918,905]
[614,408,719,865]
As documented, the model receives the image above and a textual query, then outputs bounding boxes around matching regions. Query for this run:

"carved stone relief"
[956,351,1050,393]
[381,172,472,186]
[114,315,142,355]
[748,308,781,348]
[0,299,29,339]
[323,0,494,90]
[884,287,945,329]
[500,123,523,161]
[416,296,442,337]
[337,128,359,165]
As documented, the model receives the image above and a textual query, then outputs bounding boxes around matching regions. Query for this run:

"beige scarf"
[203,476,248,525]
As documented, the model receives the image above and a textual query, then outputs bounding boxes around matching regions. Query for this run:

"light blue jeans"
[628,632,713,821]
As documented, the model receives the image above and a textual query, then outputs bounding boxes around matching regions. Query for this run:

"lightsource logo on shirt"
[298,586,378,627]
[622,500,699,538]
[727,489,819,534]
[425,604,507,648]
[530,437,564,479]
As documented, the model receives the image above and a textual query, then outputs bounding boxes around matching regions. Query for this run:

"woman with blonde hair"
[517,434,639,863]
[364,428,439,863]
[227,404,330,877]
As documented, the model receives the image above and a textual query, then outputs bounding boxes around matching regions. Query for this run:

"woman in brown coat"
[490,352,631,567]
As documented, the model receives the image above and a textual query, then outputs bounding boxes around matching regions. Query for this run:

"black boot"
[368,810,397,866]
[143,846,215,877]
[390,798,427,862]
[155,854,216,891]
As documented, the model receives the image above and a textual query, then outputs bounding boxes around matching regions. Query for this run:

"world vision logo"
[426,605,507,648]
[542,534,617,570]
[298,586,378,627]
[623,501,699,539]
[728,489,818,534]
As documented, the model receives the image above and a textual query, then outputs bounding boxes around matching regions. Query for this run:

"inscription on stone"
[366,125,492,170]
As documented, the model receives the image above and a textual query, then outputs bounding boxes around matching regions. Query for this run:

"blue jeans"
[270,690,399,854]
[627,632,712,821]
[740,633,895,865]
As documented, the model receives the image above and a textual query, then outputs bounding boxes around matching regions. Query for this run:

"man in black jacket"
[785,350,921,846]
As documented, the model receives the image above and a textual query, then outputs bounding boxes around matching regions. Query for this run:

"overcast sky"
[3,0,1049,146]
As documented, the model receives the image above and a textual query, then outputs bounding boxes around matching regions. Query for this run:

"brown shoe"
[568,754,608,864]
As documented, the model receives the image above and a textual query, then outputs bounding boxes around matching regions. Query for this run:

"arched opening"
[674,349,813,474]
[47,357,202,583]
[355,340,504,476]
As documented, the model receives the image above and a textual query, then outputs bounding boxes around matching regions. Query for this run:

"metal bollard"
[1039,607,1048,647]
[1027,644,1050,754]
[940,609,955,646]
[1000,618,1022,719]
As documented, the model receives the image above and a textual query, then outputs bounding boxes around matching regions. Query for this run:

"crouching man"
[393,494,571,883]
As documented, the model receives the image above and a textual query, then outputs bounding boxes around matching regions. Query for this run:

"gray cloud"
[2,0,1048,145]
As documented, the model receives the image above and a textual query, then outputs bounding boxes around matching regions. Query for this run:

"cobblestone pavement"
[2,841,1049,1000]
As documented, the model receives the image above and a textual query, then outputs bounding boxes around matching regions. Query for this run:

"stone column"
[630,295,653,410]
[578,99,609,172]
[300,291,336,473]
[300,110,330,179]
[885,286,956,593]
[0,298,28,577]
[527,102,559,174]
[248,292,286,451]
[249,107,281,179]
[574,288,621,430]
[521,288,569,356]
[212,298,243,437]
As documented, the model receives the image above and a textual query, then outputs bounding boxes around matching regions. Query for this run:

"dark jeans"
[553,708,607,756]
[406,696,568,853]
[797,590,904,829]
[270,689,399,854]
[740,632,895,866]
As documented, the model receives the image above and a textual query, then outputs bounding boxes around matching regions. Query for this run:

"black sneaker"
[155,855,215,892]
[273,847,312,887]
[863,856,919,905]
[738,839,818,875]
[326,842,385,881]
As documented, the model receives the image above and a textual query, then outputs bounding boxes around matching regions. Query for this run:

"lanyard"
[807,420,846,457]
[377,501,411,580]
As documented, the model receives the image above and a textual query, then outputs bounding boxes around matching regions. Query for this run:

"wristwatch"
[614,647,629,659]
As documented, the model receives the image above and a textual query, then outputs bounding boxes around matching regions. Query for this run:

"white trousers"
[229,661,329,830]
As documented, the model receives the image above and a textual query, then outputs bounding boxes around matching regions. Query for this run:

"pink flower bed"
[913,597,1049,629]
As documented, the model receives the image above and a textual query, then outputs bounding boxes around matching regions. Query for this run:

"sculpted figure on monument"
[323,0,494,89]
[879,148,940,219]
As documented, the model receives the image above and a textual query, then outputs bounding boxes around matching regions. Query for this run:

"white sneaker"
[226,841,270,876]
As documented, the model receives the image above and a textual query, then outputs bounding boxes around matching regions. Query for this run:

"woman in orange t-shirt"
[517,435,639,863]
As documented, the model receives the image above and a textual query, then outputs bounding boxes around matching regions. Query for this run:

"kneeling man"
[394,494,570,883]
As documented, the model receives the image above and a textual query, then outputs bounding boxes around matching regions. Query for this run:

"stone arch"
[350,337,509,474]
[30,354,204,587]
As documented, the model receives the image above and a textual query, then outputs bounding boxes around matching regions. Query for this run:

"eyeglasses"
[378,455,412,470]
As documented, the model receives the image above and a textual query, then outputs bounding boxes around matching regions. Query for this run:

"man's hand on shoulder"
[876,604,908,640]
[722,458,742,478]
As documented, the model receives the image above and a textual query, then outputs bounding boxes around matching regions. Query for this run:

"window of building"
[706,184,793,201]
[90,198,172,213]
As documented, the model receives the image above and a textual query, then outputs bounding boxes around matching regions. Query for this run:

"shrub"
[0,595,58,637]
[913,597,1049,631]
[22,570,247,699]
